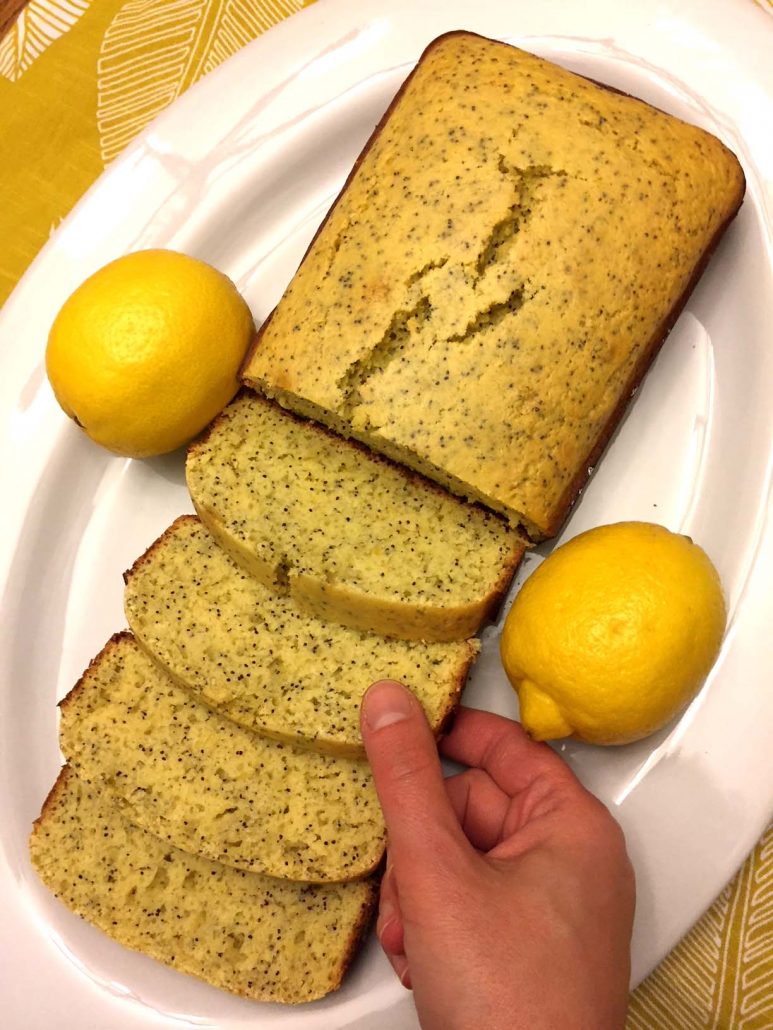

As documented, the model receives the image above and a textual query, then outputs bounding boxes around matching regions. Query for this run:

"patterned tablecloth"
[0,0,770,1025]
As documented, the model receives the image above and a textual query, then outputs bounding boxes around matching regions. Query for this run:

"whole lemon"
[46,249,254,458]
[500,522,727,745]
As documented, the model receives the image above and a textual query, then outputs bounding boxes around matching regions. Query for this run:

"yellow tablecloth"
[1,1,771,1025]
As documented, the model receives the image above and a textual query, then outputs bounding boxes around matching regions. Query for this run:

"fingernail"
[376,896,396,940]
[362,680,413,732]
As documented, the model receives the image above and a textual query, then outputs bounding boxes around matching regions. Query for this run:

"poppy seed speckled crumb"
[242,31,745,539]
[59,633,386,883]
[186,392,523,641]
[29,767,376,1004]
[124,516,478,757]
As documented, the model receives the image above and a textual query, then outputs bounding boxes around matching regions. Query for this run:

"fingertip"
[360,680,467,867]
[361,679,415,733]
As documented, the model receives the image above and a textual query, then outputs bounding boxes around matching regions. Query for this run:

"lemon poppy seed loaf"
[59,633,385,883]
[185,392,523,642]
[29,767,376,1004]
[124,516,477,756]
[241,31,745,539]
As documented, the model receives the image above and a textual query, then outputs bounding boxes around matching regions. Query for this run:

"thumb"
[360,680,468,869]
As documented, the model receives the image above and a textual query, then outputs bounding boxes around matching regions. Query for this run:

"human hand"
[360,681,635,1030]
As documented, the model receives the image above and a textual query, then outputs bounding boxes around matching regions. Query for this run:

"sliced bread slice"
[124,515,477,757]
[59,633,385,883]
[185,391,524,642]
[29,766,377,1004]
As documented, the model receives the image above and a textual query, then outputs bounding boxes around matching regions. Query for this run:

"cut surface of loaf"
[186,392,523,641]
[241,31,745,539]
[59,633,385,883]
[125,515,478,757]
[29,766,376,1004]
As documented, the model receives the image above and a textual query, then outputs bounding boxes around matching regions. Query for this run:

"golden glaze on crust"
[242,31,745,539]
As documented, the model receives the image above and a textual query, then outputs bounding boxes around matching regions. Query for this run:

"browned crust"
[240,30,746,541]
[432,640,478,741]
[186,385,252,454]
[57,632,134,716]
[329,875,380,995]
[122,514,199,585]
[479,541,525,622]
[220,878,380,1002]
[31,764,72,834]
[543,174,745,538]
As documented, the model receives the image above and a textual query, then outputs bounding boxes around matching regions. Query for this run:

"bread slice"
[186,391,523,643]
[125,515,479,756]
[59,633,385,883]
[29,766,376,1004]
[241,31,745,540]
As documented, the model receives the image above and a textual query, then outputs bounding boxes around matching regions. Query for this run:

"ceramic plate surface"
[1,0,772,1026]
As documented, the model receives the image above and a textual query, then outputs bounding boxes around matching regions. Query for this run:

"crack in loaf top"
[242,31,745,539]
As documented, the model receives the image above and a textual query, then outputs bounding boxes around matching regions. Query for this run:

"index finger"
[440,707,578,798]
[360,680,469,869]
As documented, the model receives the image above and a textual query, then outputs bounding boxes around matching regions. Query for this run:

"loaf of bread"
[186,391,523,640]
[241,31,745,540]
[59,633,385,883]
[30,766,376,1003]
[125,516,477,756]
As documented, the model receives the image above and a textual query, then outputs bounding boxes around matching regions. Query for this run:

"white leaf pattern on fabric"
[96,0,302,166]
[0,0,92,83]
[97,0,210,165]
[199,0,302,79]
